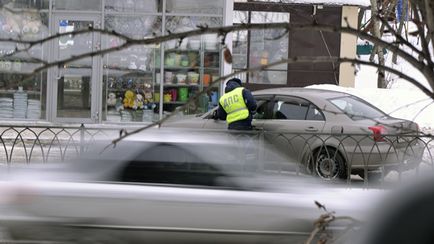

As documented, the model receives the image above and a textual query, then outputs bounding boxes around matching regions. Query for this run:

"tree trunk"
[424,0,434,52]
[370,0,387,88]
[393,0,407,64]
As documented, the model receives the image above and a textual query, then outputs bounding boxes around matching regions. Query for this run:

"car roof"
[252,87,352,100]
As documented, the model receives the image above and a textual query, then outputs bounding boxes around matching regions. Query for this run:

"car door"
[100,144,311,243]
[261,96,326,164]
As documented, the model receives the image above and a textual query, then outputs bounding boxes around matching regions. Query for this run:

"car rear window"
[329,96,387,120]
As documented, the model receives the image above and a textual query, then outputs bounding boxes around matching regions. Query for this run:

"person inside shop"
[212,78,257,130]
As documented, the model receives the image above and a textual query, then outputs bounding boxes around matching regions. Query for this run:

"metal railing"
[0,124,122,164]
[0,124,433,186]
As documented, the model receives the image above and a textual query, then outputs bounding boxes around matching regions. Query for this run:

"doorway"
[51,14,101,123]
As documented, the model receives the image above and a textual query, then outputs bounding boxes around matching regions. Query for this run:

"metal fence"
[0,124,433,186]
[0,124,122,164]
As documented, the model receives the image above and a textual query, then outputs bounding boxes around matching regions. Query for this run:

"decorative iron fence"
[0,124,123,164]
[0,124,433,186]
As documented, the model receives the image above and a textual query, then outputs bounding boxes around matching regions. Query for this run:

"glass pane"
[53,0,101,11]
[105,15,162,39]
[306,104,324,121]
[165,16,222,50]
[3,0,49,10]
[166,0,223,15]
[56,19,94,118]
[232,29,248,70]
[57,74,91,118]
[249,11,289,84]
[233,11,248,70]
[163,16,221,114]
[58,20,94,60]
[103,46,158,123]
[0,8,49,39]
[105,0,162,13]
[0,71,46,120]
[103,15,162,122]
[329,96,386,120]
[0,12,48,72]
[273,100,308,120]
[0,9,48,120]
[165,16,222,33]
[249,70,287,84]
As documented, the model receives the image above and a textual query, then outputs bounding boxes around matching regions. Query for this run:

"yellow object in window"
[260,51,269,65]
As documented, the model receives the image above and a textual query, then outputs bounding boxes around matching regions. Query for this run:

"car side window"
[306,104,325,121]
[121,161,227,187]
[253,99,272,119]
[119,144,239,189]
[272,99,309,120]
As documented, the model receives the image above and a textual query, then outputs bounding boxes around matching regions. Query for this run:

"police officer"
[213,78,257,130]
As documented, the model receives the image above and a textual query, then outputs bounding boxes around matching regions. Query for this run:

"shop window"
[0,71,47,120]
[0,10,48,120]
[103,15,162,123]
[232,8,290,85]
[249,11,289,84]
[159,16,223,116]
[166,0,223,15]
[102,45,159,123]
[2,0,49,10]
[105,15,162,39]
[52,0,101,11]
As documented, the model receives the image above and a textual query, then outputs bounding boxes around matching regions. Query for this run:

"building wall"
[339,6,359,87]
[287,5,342,87]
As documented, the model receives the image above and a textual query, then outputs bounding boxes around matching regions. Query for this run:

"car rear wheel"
[313,147,348,180]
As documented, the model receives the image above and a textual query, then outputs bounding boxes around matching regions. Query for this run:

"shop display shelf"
[157,66,200,70]
[163,101,186,104]
[154,83,199,87]
[164,48,201,53]
[103,66,153,74]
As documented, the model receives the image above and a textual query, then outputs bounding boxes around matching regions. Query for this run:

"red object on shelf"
[203,74,211,86]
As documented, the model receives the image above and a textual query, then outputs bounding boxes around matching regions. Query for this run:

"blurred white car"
[0,129,385,244]
[165,88,425,180]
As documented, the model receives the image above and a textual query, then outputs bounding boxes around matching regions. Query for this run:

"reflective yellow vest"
[219,87,249,124]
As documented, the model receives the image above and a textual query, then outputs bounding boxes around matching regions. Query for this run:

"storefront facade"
[0,0,231,124]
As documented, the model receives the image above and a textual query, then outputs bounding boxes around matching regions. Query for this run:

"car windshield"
[329,96,387,120]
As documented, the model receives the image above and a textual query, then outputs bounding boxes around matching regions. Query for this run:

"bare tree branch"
[9,22,430,89]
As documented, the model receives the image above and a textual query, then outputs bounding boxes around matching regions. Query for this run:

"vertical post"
[80,123,85,156]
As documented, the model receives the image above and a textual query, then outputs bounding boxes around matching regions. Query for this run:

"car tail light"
[368,125,386,142]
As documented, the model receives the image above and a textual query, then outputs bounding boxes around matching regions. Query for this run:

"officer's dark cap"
[228,78,242,86]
